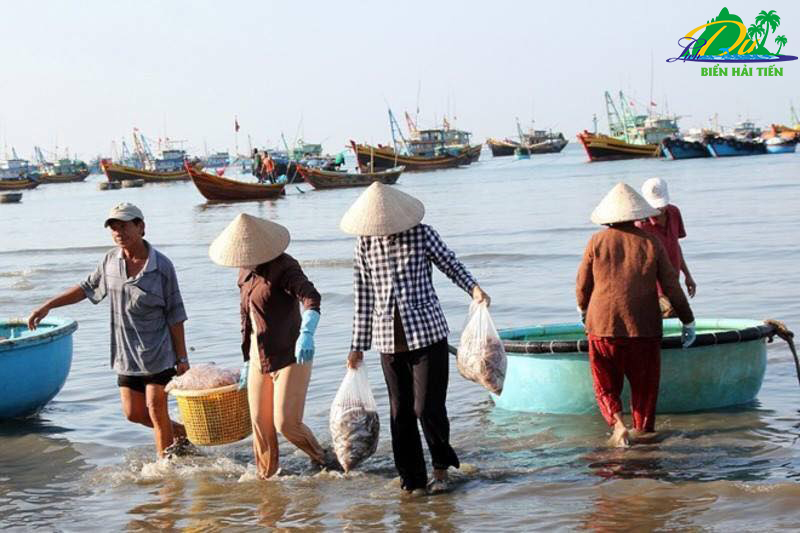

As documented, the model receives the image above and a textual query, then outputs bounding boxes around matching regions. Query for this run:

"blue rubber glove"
[238,361,249,390]
[295,309,320,364]
[681,321,696,348]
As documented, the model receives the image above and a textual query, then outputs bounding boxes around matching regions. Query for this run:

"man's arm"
[169,321,189,375]
[28,285,87,330]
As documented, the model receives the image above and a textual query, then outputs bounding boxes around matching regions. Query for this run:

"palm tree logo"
[747,23,765,46]
[775,35,788,55]
[755,9,781,54]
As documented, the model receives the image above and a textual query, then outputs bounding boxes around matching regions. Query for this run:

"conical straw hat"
[590,182,660,225]
[209,213,290,267]
[339,182,425,236]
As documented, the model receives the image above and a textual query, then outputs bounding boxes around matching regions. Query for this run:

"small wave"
[0,245,114,256]
[460,252,578,262]
[298,258,353,269]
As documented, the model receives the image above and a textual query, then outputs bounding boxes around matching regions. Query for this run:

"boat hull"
[704,137,766,157]
[577,131,659,161]
[0,318,77,418]
[528,138,569,154]
[187,165,285,201]
[351,142,476,172]
[0,178,39,190]
[486,139,517,157]
[39,170,90,183]
[765,142,797,154]
[493,319,769,414]
[660,138,710,160]
[299,166,404,189]
[101,161,190,182]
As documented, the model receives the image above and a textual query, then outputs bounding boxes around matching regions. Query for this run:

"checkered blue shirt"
[350,223,477,353]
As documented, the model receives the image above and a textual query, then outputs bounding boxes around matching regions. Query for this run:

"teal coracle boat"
[493,318,781,414]
[0,317,78,418]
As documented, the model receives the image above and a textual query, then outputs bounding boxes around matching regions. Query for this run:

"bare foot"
[608,425,630,448]
[630,429,659,443]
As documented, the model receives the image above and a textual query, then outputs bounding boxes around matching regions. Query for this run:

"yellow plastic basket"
[170,384,251,446]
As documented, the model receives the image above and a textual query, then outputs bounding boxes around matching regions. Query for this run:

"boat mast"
[387,108,408,153]
[604,91,625,141]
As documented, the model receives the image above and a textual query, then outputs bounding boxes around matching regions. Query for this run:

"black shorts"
[117,368,177,394]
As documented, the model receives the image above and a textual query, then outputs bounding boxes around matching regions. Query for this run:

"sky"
[1,0,798,161]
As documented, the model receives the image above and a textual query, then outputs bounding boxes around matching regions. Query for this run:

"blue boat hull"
[705,138,766,157]
[493,319,768,414]
[765,143,797,154]
[0,318,77,418]
[660,139,709,160]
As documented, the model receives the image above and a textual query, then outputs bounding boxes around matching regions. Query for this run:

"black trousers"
[381,338,460,490]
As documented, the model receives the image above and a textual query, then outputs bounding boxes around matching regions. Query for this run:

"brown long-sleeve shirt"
[238,253,321,373]
[576,225,694,338]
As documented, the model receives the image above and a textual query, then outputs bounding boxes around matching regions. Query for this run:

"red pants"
[588,335,661,432]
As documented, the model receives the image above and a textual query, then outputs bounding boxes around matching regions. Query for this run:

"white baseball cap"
[641,177,670,209]
[104,202,144,227]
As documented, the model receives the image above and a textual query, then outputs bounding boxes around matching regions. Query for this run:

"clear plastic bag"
[329,364,380,472]
[456,302,507,394]
[164,363,239,392]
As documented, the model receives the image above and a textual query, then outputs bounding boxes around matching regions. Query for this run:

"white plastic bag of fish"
[329,365,380,473]
[457,302,507,394]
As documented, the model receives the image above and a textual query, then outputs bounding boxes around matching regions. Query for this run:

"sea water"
[2,145,799,530]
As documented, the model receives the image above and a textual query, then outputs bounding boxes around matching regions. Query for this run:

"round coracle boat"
[0,317,78,418]
[495,318,778,414]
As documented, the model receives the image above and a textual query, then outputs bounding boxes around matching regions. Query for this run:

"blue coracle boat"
[0,317,78,418]
[494,318,775,414]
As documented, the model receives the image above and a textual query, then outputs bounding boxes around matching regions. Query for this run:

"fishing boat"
[298,165,404,189]
[703,136,766,157]
[187,164,285,202]
[578,91,678,162]
[660,137,710,160]
[764,136,797,154]
[0,317,78,418]
[350,142,475,172]
[486,138,519,157]
[1,157,41,181]
[38,159,90,183]
[493,318,784,414]
[101,159,190,183]
[0,177,39,190]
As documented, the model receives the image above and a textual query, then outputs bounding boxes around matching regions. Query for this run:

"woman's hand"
[347,351,363,369]
[471,285,491,307]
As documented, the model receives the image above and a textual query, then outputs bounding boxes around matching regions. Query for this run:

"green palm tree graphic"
[775,35,788,54]
[747,23,764,44]
[755,9,781,53]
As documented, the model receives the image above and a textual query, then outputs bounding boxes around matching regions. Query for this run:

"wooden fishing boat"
[0,178,39,190]
[1,317,78,418]
[486,138,518,157]
[298,165,404,189]
[577,131,659,161]
[187,164,285,202]
[350,142,476,172]
[660,137,710,160]
[465,144,482,163]
[493,318,781,414]
[100,160,190,183]
[38,169,89,184]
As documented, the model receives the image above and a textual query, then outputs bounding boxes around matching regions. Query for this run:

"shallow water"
[2,145,800,530]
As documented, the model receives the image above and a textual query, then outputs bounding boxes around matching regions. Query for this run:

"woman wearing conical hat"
[341,182,490,494]
[210,213,332,478]
[576,183,695,447]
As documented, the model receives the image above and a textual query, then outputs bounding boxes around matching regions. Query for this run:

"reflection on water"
[2,148,800,529]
